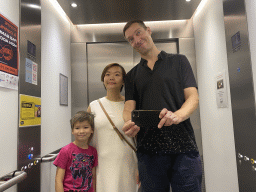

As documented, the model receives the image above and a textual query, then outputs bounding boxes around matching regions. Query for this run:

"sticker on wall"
[32,62,37,85]
[0,13,19,76]
[216,71,228,108]
[60,73,68,106]
[25,58,38,85]
[27,40,36,61]
[7,73,18,90]
[231,31,241,53]
[25,58,32,84]
[0,71,5,86]
[19,94,41,127]
[0,71,18,90]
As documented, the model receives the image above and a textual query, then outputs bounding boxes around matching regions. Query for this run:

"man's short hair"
[123,19,147,37]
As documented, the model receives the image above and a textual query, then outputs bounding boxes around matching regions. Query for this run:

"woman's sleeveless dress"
[90,97,138,192]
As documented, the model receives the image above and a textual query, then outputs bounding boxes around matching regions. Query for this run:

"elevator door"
[87,41,178,104]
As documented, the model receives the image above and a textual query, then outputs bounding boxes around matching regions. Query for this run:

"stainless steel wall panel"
[155,41,178,54]
[223,0,256,191]
[71,43,88,115]
[18,126,41,192]
[19,0,41,191]
[20,1,41,97]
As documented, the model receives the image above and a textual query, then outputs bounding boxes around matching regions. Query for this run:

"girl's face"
[103,66,124,91]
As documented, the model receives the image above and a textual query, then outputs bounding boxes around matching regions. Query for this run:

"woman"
[87,63,138,192]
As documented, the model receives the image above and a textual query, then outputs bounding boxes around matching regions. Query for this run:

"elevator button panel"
[237,153,256,173]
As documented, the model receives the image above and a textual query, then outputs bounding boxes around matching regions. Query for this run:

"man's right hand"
[122,120,140,137]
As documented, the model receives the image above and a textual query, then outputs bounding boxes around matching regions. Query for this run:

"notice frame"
[59,73,68,106]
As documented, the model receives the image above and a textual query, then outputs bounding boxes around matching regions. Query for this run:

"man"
[122,20,202,192]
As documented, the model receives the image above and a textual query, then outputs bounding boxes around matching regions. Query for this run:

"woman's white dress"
[90,97,138,192]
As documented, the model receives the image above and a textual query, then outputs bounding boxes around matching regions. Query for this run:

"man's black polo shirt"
[125,51,198,154]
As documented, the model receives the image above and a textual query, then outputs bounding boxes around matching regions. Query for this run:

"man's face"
[125,23,154,55]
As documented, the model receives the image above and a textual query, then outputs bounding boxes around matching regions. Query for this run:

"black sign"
[0,13,18,76]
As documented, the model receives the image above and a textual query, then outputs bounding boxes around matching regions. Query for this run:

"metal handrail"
[0,149,60,191]
[38,153,59,163]
[0,171,27,192]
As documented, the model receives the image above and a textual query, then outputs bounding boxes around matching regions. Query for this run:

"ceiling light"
[71,3,77,8]
[186,0,191,2]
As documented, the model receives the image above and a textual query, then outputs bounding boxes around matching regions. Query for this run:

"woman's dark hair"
[101,63,126,92]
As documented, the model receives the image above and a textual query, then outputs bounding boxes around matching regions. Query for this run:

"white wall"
[193,0,239,191]
[245,0,256,103]
[0,1,19,192]
[41,0,72,156]
[41,0,72,190]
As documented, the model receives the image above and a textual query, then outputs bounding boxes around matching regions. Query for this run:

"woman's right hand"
[122,120,140,137]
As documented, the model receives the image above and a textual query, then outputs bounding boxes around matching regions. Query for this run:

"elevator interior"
[69,2,205,192]
[3,0,256,191]
[4,0,211,191]
[55,0,256,191]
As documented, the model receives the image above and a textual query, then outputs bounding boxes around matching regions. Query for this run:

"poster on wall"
[0,13,19,90]
[0,13,19,76]
[19,94,41,127]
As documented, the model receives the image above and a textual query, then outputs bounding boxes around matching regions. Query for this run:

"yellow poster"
[19,94,41,127]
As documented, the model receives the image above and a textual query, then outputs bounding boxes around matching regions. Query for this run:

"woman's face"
[103,66,124,91]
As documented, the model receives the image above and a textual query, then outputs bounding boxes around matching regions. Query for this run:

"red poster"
[0,13,19,76]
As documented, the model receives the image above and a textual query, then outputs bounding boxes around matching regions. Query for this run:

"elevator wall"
[41,0,72,191]
[245,0,256,107]
[193,0,239,191]
[0,1,19,192]
[223,0,256,190]
[41,0,72,157]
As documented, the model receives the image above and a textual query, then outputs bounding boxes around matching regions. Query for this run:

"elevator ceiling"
[57,0,202,25]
